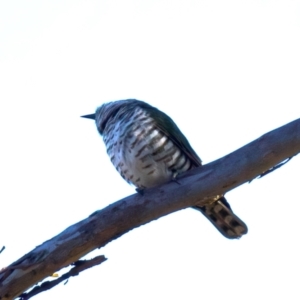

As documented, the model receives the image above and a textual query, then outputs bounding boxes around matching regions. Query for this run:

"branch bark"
[1,118,300,299]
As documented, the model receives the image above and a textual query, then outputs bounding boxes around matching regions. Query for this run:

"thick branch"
[1,118,300,299]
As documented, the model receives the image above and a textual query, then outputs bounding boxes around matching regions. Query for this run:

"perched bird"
[82,99,247,239]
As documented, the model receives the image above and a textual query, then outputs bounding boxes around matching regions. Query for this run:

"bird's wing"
[140,102,202,167]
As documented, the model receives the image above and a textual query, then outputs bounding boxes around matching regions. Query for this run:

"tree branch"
[1,118,299,299]
[18,255,107,300]
[0,247,5,255]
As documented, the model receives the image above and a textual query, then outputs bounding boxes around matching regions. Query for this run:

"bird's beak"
[81,113,96,120]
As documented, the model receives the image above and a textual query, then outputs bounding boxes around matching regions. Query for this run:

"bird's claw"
[172,171,181,185]
[136,187,144,195]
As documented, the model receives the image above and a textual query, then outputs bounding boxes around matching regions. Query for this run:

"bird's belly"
[114,143,174,188]
[127,154,174,188]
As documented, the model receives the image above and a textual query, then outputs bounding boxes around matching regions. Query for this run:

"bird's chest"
[102,111,181,188]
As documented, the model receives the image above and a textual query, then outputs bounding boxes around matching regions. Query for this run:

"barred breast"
[102,107,191,189]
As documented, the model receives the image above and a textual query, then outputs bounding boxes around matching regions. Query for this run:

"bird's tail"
[193,197,248,239]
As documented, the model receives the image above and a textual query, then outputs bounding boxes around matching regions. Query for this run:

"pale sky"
[1,1,300,299]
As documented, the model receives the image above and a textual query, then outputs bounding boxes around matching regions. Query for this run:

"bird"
[82,99,247,239]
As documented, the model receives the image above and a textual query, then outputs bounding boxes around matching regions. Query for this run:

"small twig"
[17,255,107,300]
[258,157,293,178]
[248,156,294,183]
[0,246,5,254]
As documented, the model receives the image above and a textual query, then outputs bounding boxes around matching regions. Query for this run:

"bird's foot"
[136,187,145,195]
[171,171,181,185]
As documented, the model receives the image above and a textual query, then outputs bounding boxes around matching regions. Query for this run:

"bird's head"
[81,99,141,135]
